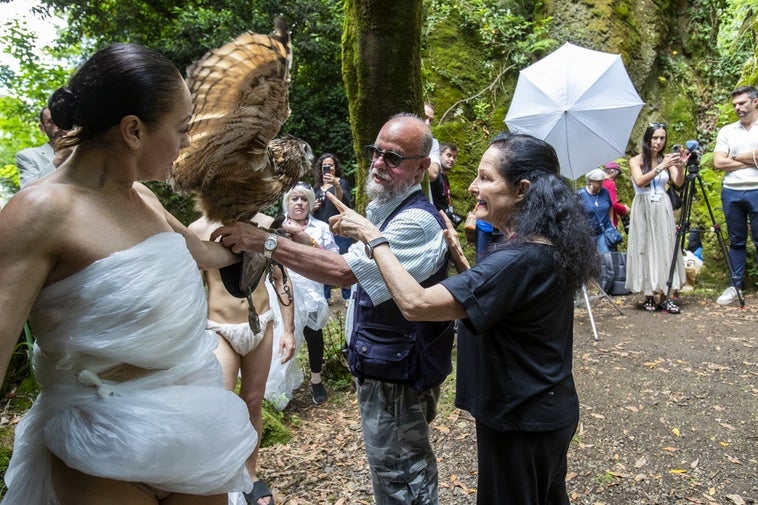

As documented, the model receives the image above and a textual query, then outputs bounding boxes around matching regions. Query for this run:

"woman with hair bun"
[0,43,261,504]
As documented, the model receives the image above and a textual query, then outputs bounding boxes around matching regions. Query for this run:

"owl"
[171,17,312,224]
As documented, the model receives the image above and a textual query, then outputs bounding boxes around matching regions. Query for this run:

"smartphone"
[672,144,682,154]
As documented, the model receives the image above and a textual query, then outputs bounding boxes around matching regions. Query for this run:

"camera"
[445,206,464,227]
[685,140,703,172]
[672,144,681,154]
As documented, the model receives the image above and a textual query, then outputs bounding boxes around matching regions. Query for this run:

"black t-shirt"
[429,172,448,211]
[313,179,353,223]
[441,242,579,432]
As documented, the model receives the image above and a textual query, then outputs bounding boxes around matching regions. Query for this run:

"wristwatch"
[365,236,389,260]
[263,233,278,260]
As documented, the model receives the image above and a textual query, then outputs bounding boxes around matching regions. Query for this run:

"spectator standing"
[312,152,353,305]
[281,182,340,404]
[625,122,686,313]
[577,168,615,253]
[602,161,631,231]
[213,113,454,505]
[15,107,66,187]
[712,85,758,305]
[331,132,598,505]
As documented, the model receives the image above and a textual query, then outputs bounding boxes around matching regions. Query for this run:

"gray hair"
[283,183,316,212]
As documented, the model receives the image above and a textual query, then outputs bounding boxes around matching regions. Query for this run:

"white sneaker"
[716,286,742,305]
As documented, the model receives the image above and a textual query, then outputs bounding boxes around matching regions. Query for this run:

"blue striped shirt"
[343,184,448,341]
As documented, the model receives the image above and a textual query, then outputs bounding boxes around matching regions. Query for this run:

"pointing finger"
[325,192,348,213]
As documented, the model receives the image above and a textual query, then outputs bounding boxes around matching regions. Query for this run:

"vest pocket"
[349,323,417,384]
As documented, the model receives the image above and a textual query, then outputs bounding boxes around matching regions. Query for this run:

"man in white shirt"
[713,85,758,305]
[16,107,65,187]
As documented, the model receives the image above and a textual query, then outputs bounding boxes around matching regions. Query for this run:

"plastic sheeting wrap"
[3,233,256,504]
[264,269,330,410]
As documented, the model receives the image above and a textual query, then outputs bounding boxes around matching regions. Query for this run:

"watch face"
[264,237,277,251]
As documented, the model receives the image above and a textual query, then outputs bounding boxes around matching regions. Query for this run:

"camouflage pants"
[356,379,440,505]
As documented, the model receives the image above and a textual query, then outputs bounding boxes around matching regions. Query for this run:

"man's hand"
[211,221,268,254]
[325,192,381,243]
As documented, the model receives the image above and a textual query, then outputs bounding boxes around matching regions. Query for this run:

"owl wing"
[171,17,295,223]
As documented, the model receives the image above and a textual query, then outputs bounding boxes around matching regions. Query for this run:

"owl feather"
[171,17,312,223]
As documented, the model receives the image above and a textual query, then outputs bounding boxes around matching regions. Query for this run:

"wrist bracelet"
[752,149,757,168]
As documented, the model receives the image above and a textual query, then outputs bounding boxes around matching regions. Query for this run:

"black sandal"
[642,297,657,312]
[659,297,681,314]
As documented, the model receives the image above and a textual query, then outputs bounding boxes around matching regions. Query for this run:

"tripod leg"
[581,283,599,341]
[665,176,692,303]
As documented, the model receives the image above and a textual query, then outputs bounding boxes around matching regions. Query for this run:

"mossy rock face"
[260,401,293,447]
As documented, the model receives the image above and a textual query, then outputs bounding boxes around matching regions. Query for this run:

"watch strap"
[365,236,389,259]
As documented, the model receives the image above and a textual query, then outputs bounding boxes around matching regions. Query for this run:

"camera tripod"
[664,153,744,308]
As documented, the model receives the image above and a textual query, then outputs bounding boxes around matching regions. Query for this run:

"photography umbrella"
[504,42,644,180]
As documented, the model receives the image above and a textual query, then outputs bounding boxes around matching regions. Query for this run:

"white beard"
[365,168,415,204]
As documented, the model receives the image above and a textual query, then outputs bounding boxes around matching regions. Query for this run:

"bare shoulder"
[0,184,74,242]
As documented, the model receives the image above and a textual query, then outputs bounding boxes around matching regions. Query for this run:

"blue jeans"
[324,235,354,300]
[721,187,758,288]
[596,232,610,254]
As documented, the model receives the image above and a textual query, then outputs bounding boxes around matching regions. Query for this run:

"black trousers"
[302,326,324,374]
[475,418,577,505]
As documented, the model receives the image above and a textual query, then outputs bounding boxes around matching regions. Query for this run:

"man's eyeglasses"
[363,145,426,168]
[649,122,667,129]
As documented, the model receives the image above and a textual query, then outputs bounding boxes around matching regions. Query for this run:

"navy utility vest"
[347,191,455,391]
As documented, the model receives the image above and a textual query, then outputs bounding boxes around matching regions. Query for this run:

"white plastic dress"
[263,272,329,410]
[263,221,332,410]
[2,232,256,504]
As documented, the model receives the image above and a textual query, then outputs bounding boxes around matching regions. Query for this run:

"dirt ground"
[256,291,757,505]
[1,292,755,504]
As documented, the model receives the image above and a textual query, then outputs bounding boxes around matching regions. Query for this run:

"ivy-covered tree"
[342,0,426,209]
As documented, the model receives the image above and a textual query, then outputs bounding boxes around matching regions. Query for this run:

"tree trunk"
[342,0,425,210]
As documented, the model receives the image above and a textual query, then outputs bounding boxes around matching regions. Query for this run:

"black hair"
[488,133,599,290]
[640,124,667,173]
[731,85,758,100]
[314,152,344,184]
[439,142,457,153]
[48,43,184,147]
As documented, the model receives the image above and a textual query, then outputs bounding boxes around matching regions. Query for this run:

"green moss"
[260,400,293,447]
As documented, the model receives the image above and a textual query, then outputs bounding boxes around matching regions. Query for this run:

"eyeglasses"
[294,181,312,190]
[363,145,426,168]
[649,122,667,129]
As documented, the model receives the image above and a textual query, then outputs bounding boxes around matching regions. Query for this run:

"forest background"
[0,1,757,499]
[0,0,757,289]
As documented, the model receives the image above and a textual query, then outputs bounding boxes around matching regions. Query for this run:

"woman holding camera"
[312,153,354,304]
[625,122,687,313]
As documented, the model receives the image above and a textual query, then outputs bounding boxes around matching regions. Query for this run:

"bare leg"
[51,455,226,505]
[239,321,275,504]
[214,334,242,391]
